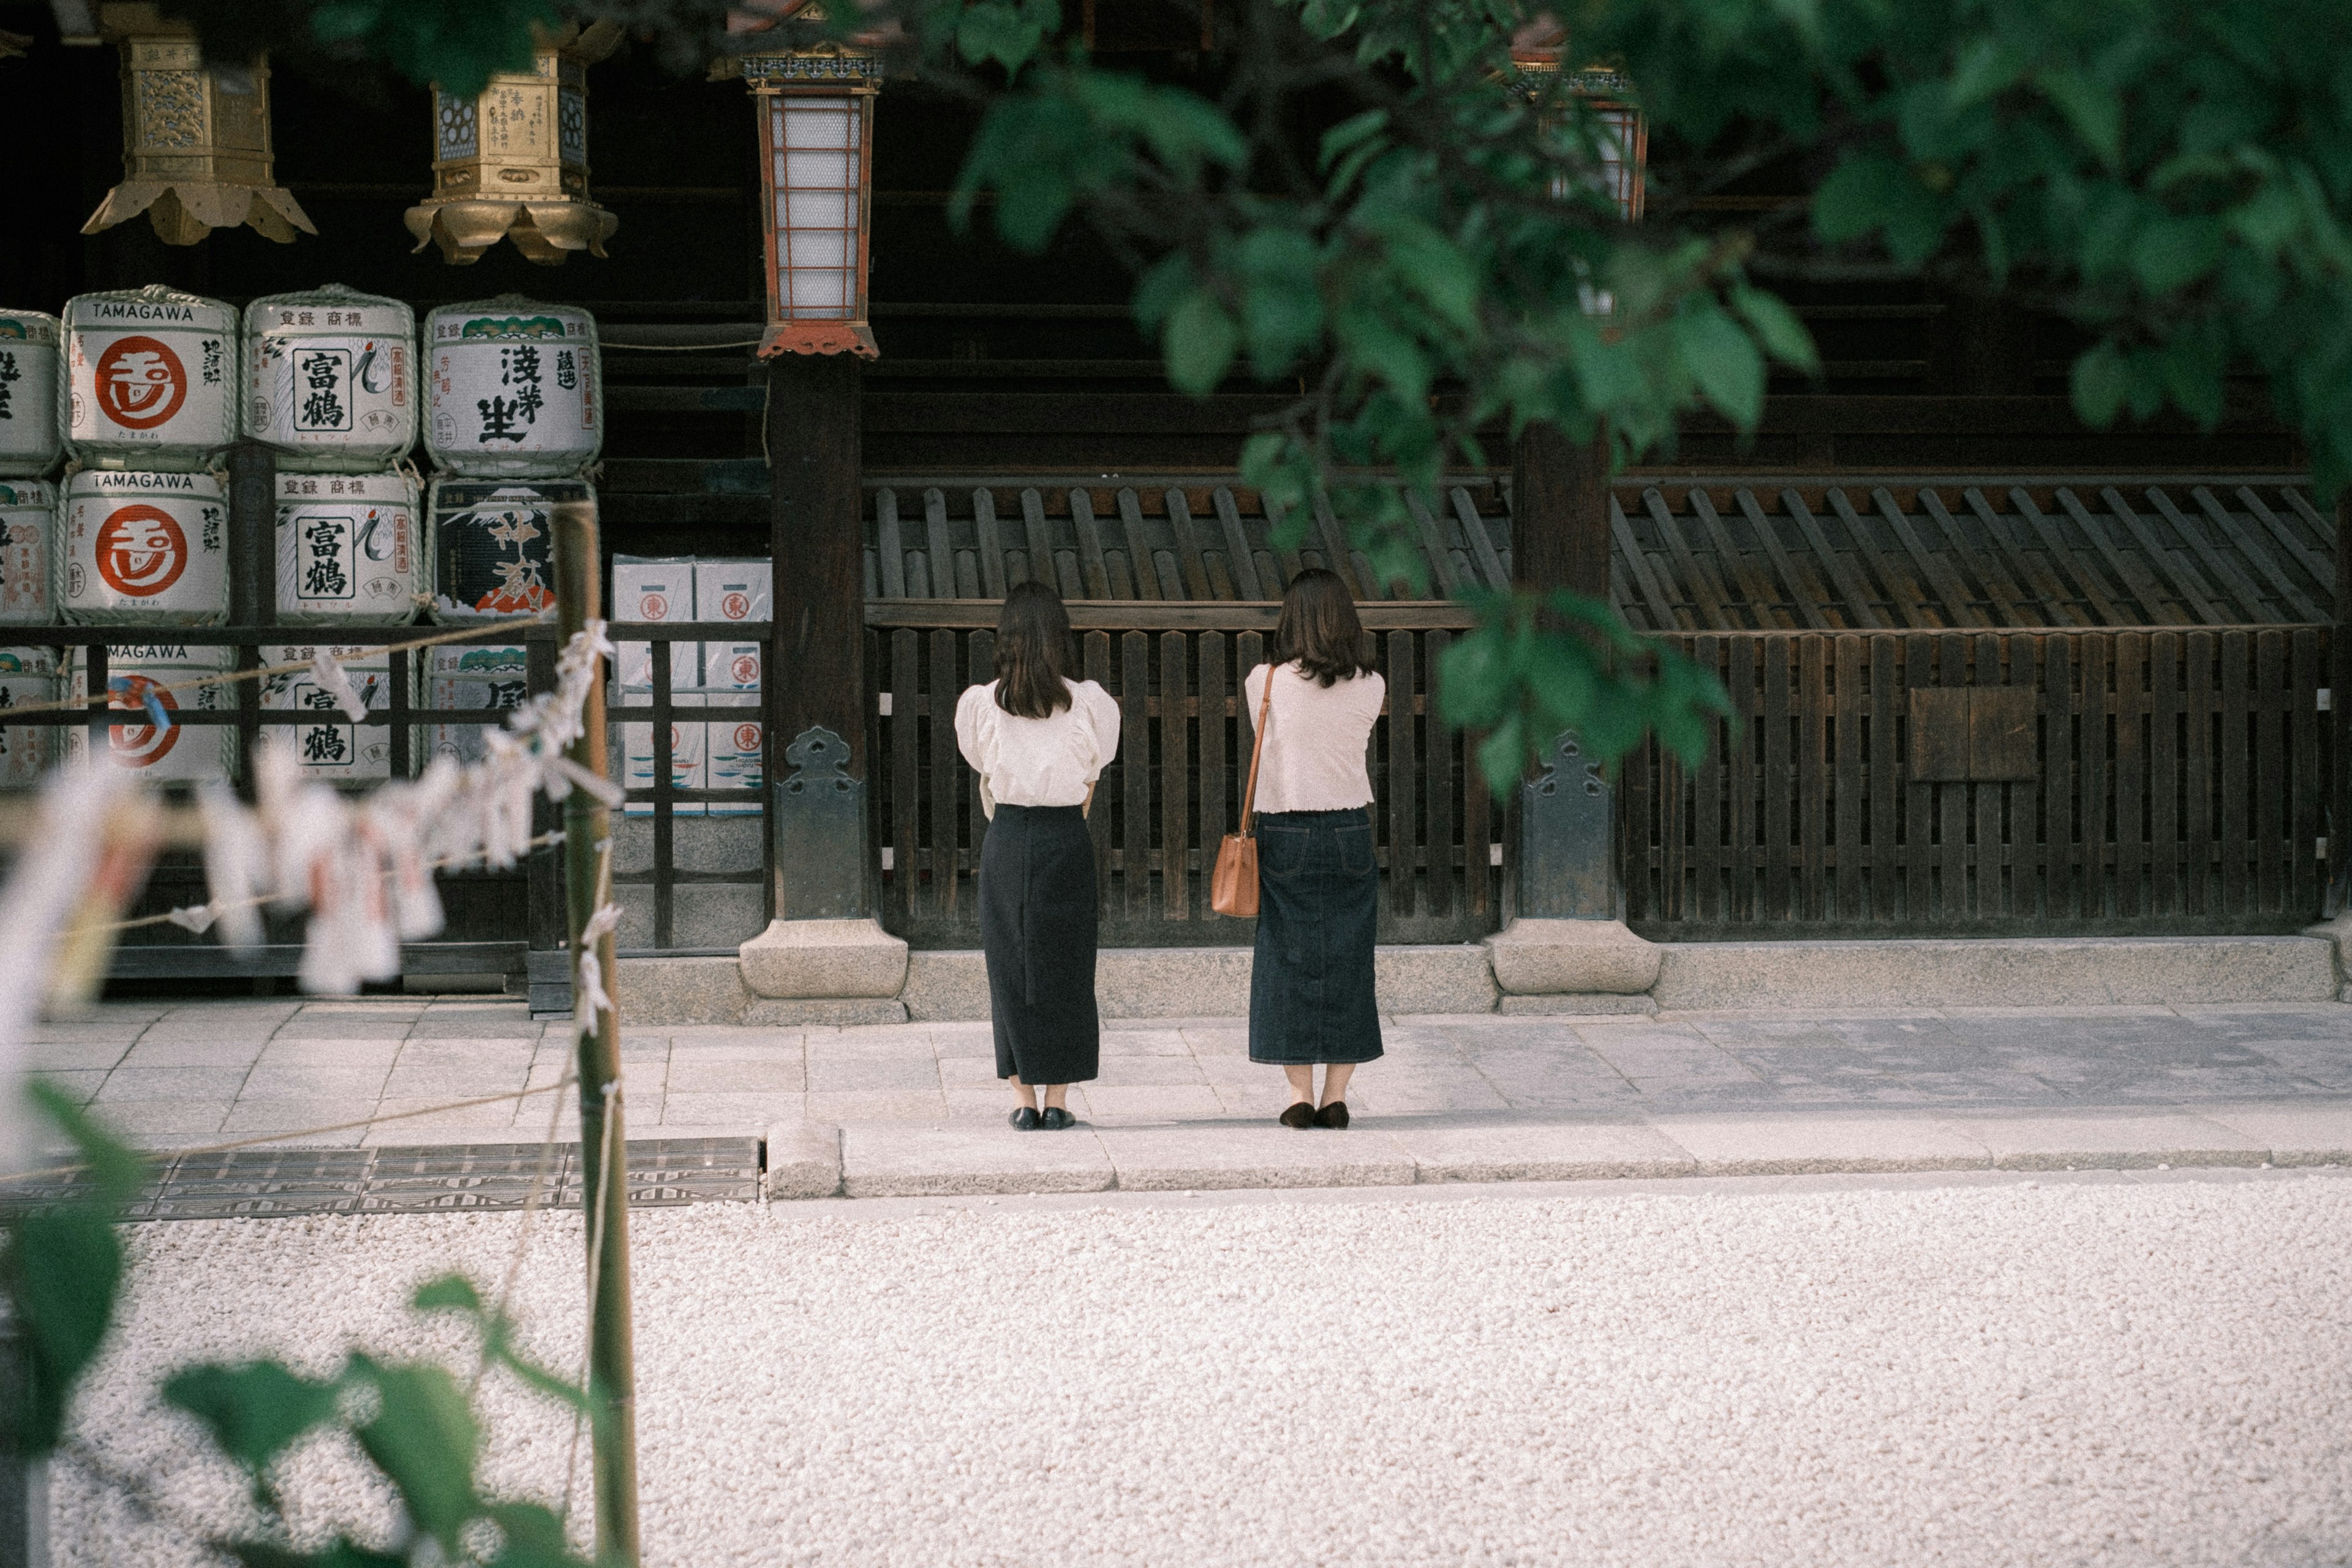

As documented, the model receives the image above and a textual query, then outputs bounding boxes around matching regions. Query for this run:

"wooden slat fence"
[1621,627,2331,934]
[865,624,1502,947]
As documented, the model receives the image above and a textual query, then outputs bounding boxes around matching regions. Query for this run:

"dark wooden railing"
[865,613,1504,948]
[1619,627,2332,935]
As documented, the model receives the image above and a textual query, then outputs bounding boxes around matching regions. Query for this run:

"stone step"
[783,1099,2352,1200]
[616,932,2341,1025]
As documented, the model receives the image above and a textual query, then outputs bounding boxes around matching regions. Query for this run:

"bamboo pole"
[555,503,641,1565]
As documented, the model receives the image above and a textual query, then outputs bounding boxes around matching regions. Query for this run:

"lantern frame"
[403,21,622,267]
[79,6,314,247]
[743,50,883,360]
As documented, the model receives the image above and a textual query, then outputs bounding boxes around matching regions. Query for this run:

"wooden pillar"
[765,352,870,919]
[1510,420,1616,920]
[1511,420,1610,602]
[2335,490,2351,913]
[225,438,272,802]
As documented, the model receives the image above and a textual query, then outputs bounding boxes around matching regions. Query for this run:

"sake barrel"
[425,477,589,622]
[0,646,56,788]
[276,470,424,625]
[421,642,529,767]
[246,285,418,472]
[0,478,55,625]
[423,297,600,477]
[0,311,62,476]
[261,642,391,780]
[64,643,235,782]
[63,286,239,470]
[59,469,228,625]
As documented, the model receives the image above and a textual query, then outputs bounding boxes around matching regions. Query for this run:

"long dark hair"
[1270,568,1376,687]
[993,579,1076,718]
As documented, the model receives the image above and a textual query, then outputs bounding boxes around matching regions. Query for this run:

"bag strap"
[1238,662,1275,836]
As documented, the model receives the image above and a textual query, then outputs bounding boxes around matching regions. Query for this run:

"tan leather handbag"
[1210,668,1276,917]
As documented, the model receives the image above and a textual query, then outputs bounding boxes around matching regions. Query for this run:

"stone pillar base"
[1484,918,1662,995]
[738,918,910,1000]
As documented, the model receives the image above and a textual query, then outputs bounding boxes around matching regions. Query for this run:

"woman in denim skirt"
[954,581,1121,1130]
[1242,569,1385,1128]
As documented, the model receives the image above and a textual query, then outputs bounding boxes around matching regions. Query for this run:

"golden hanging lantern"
[78,4,314,247]
[404,21,624,266]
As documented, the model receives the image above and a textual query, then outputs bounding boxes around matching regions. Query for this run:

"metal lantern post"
[404,21,623,266]
[78,4,314,246]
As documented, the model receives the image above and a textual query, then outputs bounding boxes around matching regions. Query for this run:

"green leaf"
[2070,341,2133,426]
[1237,228,1327,379]
[1476,714,1527,799]
[1812,154,1948,265]
[308,0,550,97]
[161,1362,344,1484]
[1,1083,146,1456]
[411,1275,483,1314]
[349,1359,480,1550]
[2130,217,2227,295]
[1729,285,1820,374]
[2036,67,2124,170]
[1317,110,1389,171]
[1675,308,1767,429]
[956,0,1058,75]
[1163,290,1239,395]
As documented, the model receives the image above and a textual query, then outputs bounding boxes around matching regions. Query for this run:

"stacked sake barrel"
[420,296,602,764]
[0,307,61,786]
[246,285,425,780]
[55,285,246,780]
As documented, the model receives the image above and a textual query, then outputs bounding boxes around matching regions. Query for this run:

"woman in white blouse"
[1243,568,1385,1127]
[953,581,1121,1130]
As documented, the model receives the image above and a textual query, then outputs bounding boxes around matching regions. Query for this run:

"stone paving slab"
[1092,1123,1418,1191]
[2195,1101,2352,1166]
[839,1123,1114,1197]
[1648,1110,1994,1176]
[1386,1117,1695,1182]
[1936,1108,2270,1170]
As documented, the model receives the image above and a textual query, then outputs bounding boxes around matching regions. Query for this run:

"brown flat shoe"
[1314,1101,1350,1129]
[1278,1101,1316,1129]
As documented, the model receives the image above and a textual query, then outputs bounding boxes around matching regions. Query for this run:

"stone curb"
[774,1099,2352,1200]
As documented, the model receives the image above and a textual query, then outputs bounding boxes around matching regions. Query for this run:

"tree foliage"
[152,0,2352,789]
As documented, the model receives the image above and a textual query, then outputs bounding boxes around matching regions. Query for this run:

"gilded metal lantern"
[79,6,313,246]
[731,40,883,358]
[404,21,624,266]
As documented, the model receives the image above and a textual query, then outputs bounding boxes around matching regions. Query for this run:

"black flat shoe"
[1039,1106,1076,1130]
[1009,1106,1041,1130]
[1278,1101,1316,1129]
[1314,1101,1350,1129]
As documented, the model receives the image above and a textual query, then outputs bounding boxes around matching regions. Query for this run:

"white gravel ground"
[53,1174,2352,1567]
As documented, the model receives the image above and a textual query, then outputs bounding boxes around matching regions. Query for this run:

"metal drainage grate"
[0,1138,765,1221]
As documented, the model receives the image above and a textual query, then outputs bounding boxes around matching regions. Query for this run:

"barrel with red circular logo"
[0,478,54,625]
[63,643,235,782]
[0,310,62,477]
[246,286,418,472]
[62,287,239,471]
[59,469,229,625]
[0,646,56,787]
[423,297,600,477]
[275,470,423,625]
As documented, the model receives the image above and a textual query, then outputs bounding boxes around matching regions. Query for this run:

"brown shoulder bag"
[1210,666,1276,917]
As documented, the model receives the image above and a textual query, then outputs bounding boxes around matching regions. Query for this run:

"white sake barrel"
[246,285,418,472]
[421,642,529,766]
[423,297,601,477]
[59,470,228,625]
[426,476,590,622]
[0,311,62,477]
[0,646,56,788]
[262,642,391,780]
[0,478,55,625]
[275,470,424,625]
[62,286,239,470]
[64,643,235,782]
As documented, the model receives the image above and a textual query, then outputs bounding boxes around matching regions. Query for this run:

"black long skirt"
[1248,808,1384,1064]
[979,803,1101,1084]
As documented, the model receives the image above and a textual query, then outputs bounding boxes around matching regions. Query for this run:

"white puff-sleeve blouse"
[954,678,1123,817]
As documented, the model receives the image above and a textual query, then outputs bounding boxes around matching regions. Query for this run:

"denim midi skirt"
[1248,808,1384,1065]
[979,804,1101,1084]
